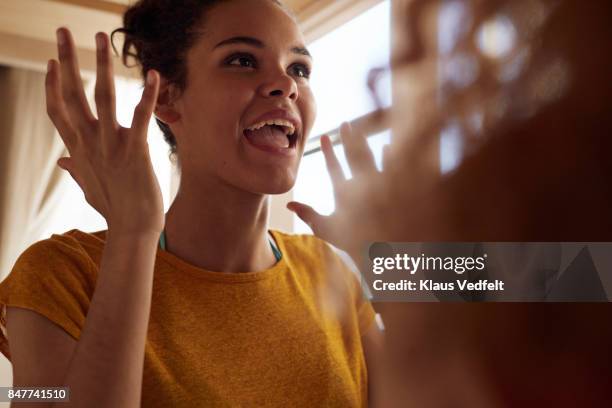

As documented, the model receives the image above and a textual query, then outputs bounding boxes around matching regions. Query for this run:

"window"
[293,0,392,233]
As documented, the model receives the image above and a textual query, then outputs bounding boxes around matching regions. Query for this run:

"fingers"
[56,157,72,172]
[131,70,160,140]
[94,32,117,134]
[287,201,329,237]
[382,143,392,172]
[46,59,77,150]
[321,134,345,189]
[57,157,84,189]
[339,122,377,178]
[56,27,96,133]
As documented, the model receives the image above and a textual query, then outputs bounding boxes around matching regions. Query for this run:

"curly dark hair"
[111,0,285,163]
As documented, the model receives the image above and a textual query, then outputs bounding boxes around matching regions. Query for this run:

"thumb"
[57,157,84,188]
[287,201,329,236]
[57,157,71,171]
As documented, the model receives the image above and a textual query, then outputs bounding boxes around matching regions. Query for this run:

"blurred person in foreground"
[289,0,612,406]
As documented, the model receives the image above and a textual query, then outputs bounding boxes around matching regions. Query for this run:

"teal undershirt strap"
[269,237,282,261]
[159,230,167,251]
[158,230,282,262]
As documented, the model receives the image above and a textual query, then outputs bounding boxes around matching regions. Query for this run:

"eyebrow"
[214,36,312,58]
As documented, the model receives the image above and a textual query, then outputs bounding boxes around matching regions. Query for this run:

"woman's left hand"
[287,122,387,258]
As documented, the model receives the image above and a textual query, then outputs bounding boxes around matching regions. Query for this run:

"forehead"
[199,0,305,49]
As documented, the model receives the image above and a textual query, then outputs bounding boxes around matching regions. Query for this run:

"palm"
[288,123,387,256]
[46,28,164,234]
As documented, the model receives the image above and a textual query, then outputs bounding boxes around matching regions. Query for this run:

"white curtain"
[0,65,68,279]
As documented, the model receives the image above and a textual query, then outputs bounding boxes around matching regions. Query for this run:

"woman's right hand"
[46,27,164,236]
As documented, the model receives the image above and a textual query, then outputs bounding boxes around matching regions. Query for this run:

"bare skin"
[6,1,385,407]
[158,0,315,273]
[9,26,162,408]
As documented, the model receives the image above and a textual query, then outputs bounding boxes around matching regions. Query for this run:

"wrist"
[106,226,162,243]
[106,217,164,237]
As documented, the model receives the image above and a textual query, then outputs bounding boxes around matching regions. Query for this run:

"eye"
[290,63,311,79]
[225,53,257,68]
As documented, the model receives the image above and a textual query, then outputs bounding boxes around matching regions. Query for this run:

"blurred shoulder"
[270,229,356,278]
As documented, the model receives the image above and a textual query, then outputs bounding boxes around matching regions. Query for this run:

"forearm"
[54,229,159,408]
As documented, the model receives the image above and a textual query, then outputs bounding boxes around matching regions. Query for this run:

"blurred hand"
[46,28,164,236]
[287,122,390,257]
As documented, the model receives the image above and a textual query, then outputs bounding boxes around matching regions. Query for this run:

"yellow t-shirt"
[0,229,376,407]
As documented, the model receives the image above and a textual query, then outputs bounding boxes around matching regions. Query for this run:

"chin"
[256,179,296,195]
[265,184,294,195]
[239,157,301,193]
[244,172,297,195]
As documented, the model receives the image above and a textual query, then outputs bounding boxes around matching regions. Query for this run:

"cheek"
[183,81,252,139]
[300,87,317,135]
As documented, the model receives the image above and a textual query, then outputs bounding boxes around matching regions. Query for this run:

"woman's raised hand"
[287,122,388,258]
[46,28,164,236]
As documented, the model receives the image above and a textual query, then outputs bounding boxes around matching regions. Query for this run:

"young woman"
[0,0,383,406]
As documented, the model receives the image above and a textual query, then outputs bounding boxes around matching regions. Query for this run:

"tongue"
[244,125,290,149]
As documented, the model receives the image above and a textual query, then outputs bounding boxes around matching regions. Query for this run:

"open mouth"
[243,121,299,151]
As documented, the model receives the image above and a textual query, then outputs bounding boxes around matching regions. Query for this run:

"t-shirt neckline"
[68,229,290,283]
[154,229,290,283]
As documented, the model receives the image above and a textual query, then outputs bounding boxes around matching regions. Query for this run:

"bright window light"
[293,131,391,234]
[308,0,391,137]
[293,0,391,234]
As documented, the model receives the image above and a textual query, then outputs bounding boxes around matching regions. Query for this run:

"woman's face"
[170,0,316,194]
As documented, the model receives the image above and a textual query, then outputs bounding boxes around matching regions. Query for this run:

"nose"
[259,69,298,101]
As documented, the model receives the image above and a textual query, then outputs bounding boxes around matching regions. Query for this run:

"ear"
[154,77,182,124]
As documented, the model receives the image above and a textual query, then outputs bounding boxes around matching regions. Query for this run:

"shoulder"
[19,228,103,264]
[21,229,101,258]
[2,229,106,293]
[271,229,361,288]
[0,230,106,351]
[271,230,377,333]
[271,229,339,260]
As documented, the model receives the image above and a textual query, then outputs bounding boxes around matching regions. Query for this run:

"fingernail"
[147,70,155,86]
[96,33,105,50]
[47,60,53,73]
[56,29,66,47]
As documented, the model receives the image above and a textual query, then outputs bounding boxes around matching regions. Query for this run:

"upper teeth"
[246,119,296,135]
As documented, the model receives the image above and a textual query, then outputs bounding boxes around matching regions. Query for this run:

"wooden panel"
[49,0,128,14]
[53,0,320,15]
[0,0,137,77]
[0,0,382,76]
[45,0,385,42]
[0,31,136,79]
[289,0,385,42]
[1,0,122,51]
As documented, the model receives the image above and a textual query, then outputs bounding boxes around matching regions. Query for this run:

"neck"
[163,174,277,273]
